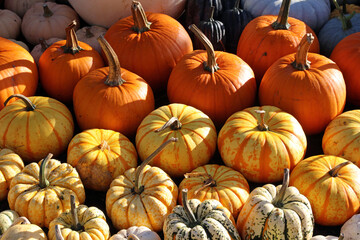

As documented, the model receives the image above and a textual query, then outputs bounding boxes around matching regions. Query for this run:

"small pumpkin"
[75,25,107,54]
[4,0,55,17]
[0,9,21,39]
[340,214,360,239]
[0,210,19,237]
[185,0,223,30]
[163,188,241,240]
[109,226,161,240]
[0,217,47,240]
[311,234,344,240]
[30,37,62,65]
[330,2,360,18]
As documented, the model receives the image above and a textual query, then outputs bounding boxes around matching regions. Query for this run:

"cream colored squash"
[341,214,360,239]
[0,9,21,39]
[110,226,161,240]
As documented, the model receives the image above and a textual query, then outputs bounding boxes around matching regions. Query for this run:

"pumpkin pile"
[1,0,360,239]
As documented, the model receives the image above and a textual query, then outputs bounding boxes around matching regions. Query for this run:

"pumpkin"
[8,153,86,228]
[48,195,110,240]
[0,94,74,162]
[0,210,19,236]
[218,106,307,183]
[330,3,360,18]
[259,33,346,135]
[311,234,344,240]
[178,164,250,219]
[106,138,178,232]
[0,37,38,110]
[163,188,241,240]
[8,39,29,51]
[135,103,217,178]
[167,24,256,127]
[73,36,154,138]
[237,168,314,239]
[185,0,223,30]
[68,0,187,28]
[4,0,55,17]
[75,25,107,54]
[331,0,360,8]
[0,217,47,240]
[330,32,360,106]
[30,37,62,65]
[104,1,193,92]
[67,128,138,191]
[109,226,161,240]
[236,0,320,84]
[0,9,21,39]
[290,155,360,226]
[21,2,80,45]
[39,20,104,104]
[322,110,360,167]
[0,148,24,201]
[340,214,360,239]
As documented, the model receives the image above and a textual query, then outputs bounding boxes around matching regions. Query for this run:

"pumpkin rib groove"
[25,113,33,160]
[49,186,64,213]
[37,110,63,152]
[39,106,75,128]
[1,112,20,148]
[230,131,254,171]
[318,179,335,224]
[338,180,358,218]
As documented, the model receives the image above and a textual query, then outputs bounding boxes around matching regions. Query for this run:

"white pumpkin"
[311,234,343,240]
[0,210,19,237]
[4,0,55,17]
[0,9,21,39]
[30,37,62,65]
[68,0,187,28]
[341,214,360,239]
[75,25,107,54]
[110,226,161,240]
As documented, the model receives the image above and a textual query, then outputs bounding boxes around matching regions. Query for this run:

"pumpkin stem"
[43,3,54,17]
[272,0,291,30]
[184,172,216,195]
[273,168,290,207]
[134,138,178,194]
[39,153,53,188]
[39,38,49,51]
[209,6,215,20]
[155,117,182,132]
[128,234,140,240]
[3,94,36,111]
[189,24,219,73]
[182,189,198,225]
[62,20,83,54]
[97,35,126,86]
[85,27,95,38]
[235,0,241,9]
[10,216,31,227]
[339,233,344,240]
[332,0,354,30]
[131,1,151,33]
[99,140,110,151]
[291,33,313,70]
[55,225,65,240]
[328,161,351,177]
[255,109,269,131]
[70,195,83,231]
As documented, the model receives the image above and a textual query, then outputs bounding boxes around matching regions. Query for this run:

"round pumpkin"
[0,94,74,162]
[218,105,307,183]
[8,154,86,228]
[75,25,107,54]
[4,0,55,17]
[30,37,62,65]
[135,103,217,178]
[0,217,47,240]
[0,210,19,236]
[259,33,346,135]
[178,164,250,219]
[106,138,178,232]
[290,155,360,226]
[67,128,138,191]
[109,226,161,240]
[237,169,314,239]
[0,9,21,39]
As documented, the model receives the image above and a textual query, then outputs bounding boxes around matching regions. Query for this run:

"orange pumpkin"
[104,1,193,92]
[39,20,104,104]
[167,24,256,127]
[73,35,154,138]
[259,33,346,135]
[0,37,38,109]
[236,0,319,84]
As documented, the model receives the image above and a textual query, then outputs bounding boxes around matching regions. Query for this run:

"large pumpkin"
[104,1,192,92]
[0,37,38,110]
[167,24,256,127]
[135,103,217,178]
[290,155,360,226]
[0,94,74,162]
[218,105,307,183]
[259,33,346,135]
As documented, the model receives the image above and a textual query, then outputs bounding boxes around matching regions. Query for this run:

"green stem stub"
[39,153,53,189]
[332,0,354,30]
[271,0,291,30]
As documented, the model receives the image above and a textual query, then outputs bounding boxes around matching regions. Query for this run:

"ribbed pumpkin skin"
[0,38,38,109]
[67,129,138,191]
[167,50,256,127]
[0,218,47,240]
[178,164,250,219]
[289,155,360,226]
[218,106,307,183]
[104,13,193,92]
[330,32,360,106]
[7,158,86,228]
[236,16,319,83]
[0,148,24,201]
[0,210,19,235]
[259,53,346,135]
[48,205,110,240]
[0,96,74,162]
[106,165,178,232]
[110,226,161,240]
[135,103,217,178]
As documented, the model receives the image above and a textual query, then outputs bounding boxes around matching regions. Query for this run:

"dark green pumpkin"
[185,0,223,28]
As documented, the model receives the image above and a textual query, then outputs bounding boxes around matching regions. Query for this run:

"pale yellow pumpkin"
[0,217,47,240]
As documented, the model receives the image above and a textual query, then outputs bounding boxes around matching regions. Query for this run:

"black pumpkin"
[221,0,237,11]
[185,0,223,28]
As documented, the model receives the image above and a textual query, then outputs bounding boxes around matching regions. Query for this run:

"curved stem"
[62,20,83,54]
[255,110,269,131]
[155,117,182,132]
[134,138,178,194]
[291,33,314,70]
[272,0,291,30]
[184,172,216,195]
[70,195,82,231]
[182,189,197,224]
[85,27,94,38]
[128,234,140,240]
[189,24,219,73]
[39,153,53,189]
[43,4,54,17]
[97,35,125,86]
[131,1,151,33]
[328,161,351,177]
[4,94,36,110]
[55,225,65,240]
[10,216,31,227]
[273,168,289,207]
[332,0,354,30]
